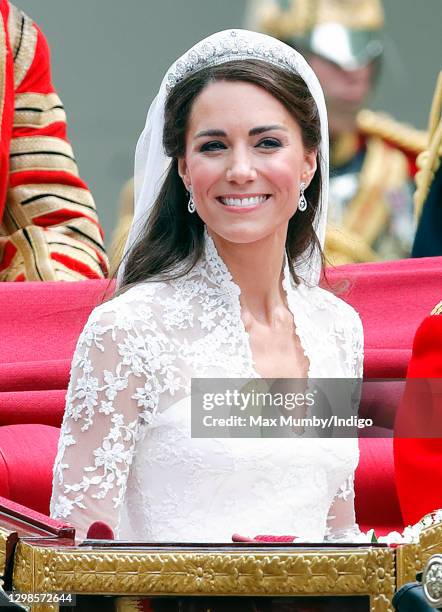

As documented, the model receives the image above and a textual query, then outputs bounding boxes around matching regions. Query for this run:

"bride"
[50,29,363,542]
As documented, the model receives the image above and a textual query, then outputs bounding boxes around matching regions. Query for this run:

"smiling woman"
[50,30,364,545]
[121,58,323,290]
[180,78,317,245]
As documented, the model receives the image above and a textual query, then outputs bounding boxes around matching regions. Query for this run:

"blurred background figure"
[247,0,424,264]
[0,0,108,281]
[412,71,442,258]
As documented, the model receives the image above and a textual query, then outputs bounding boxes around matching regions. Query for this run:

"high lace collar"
[202,228,296,300]
[200,229,313,378]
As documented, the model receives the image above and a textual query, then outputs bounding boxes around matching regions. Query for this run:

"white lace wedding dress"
[50,234,364,542]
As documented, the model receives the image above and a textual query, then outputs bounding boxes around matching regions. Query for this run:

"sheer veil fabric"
[120,29,329,287]
[51,30,365,543]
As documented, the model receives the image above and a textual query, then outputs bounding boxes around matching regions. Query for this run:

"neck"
[208,227,288,325]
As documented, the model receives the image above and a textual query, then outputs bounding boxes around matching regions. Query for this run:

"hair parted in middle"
[120,59,323,291]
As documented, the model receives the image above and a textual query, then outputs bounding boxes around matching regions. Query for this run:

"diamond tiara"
[165,30,302,93]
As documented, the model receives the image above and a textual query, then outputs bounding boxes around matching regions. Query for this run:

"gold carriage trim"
[396,522,442,588]
[6,522,442,612]
[13,543,395,611]
[0,527,11,580]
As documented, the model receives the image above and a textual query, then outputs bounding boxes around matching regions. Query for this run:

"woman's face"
[178,80,317,246]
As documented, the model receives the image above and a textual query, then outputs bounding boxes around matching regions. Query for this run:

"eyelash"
[200,141,226,152]
[199,138,282,153]
[257,138,282,148]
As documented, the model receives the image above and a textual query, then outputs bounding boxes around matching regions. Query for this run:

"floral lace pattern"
[51,234,364,541]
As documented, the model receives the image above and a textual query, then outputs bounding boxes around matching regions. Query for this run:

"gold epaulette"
[431,300,442,315]
[357,109,427,154]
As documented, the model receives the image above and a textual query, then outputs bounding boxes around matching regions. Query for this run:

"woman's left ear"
[178,158,190,191]
[302,150,317,187]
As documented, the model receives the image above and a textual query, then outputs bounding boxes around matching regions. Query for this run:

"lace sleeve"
[50,305,156,540]
[325,475,362,542]
[325,311,364,542]
[351,310,364,380]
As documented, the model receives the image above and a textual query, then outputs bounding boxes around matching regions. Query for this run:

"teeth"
[219,195,268,207]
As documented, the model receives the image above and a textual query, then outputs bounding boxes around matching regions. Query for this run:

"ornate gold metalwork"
[421,523,442,568]
[395,543,421,589]
[0,527,9,577]
[422,554,442,607]
[12,543,395,611]
[12,541,33,592]
[396,522,442,588]
[10,522,442,609]
[11,542,58,612]
[0,525,16,585]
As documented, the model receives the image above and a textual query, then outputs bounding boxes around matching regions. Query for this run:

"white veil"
[121,29,329,286]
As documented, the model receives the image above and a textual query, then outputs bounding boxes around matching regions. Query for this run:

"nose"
[226,148,257,184]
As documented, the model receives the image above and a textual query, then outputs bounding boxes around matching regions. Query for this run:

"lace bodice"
[50,235,364,541]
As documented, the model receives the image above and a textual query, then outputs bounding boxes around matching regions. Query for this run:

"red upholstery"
[0,280,111,365]
[0,425,60,515]
[325,255,441,378]
[0,279,111,428]
[0,257,440,533]
[0,390,66,427]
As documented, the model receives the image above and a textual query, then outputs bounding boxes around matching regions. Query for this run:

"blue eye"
[257,138,282,148]
[200,141,226,152]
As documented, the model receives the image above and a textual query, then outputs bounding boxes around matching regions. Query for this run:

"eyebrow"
[194,125,288,139]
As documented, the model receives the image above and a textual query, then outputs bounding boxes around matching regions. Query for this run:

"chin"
[206,221,281,247]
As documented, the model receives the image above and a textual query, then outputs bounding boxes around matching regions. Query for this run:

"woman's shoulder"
[298,282,363,334]
[84,280,169,330]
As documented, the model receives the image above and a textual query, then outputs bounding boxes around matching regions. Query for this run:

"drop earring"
[298,182,307,212]
[187,187,196,213]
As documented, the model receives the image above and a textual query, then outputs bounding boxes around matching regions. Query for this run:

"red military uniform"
[394,303,442,525]
[0,1,108,280]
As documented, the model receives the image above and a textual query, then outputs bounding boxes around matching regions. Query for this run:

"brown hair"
[119,59,323,291]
